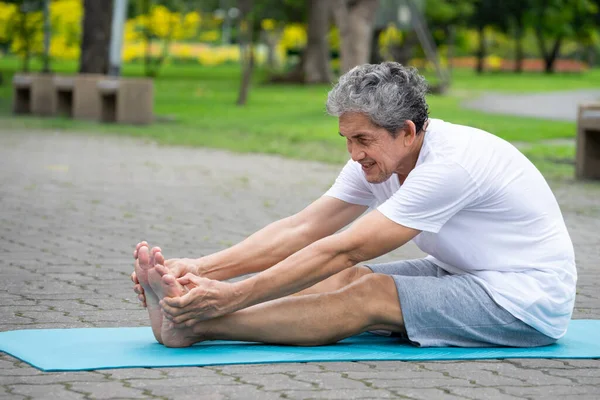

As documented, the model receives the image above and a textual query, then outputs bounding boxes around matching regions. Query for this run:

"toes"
[155,264,169,277]
[151,246,162,256]
[138,246,151,270]
[134,241,149,259]
[162,273,177,287]
[131,271,138,284]
[155,251,165,266]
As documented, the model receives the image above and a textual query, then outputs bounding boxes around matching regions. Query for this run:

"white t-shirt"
[325,118,576,339]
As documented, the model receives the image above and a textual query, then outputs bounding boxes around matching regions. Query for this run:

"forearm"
[195,216,318,281]
[233,235,354,308]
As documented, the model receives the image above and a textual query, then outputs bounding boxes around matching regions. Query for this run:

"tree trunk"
[535,28,562,74]
[42,0,51,73]
[303,0,333,83]
[370,27,384,64]
[476,25,486,74]
[514,21,523,73]
[332,0,379,73]
[447,25,456,74]
[544,37,562,74]
[236,0,254,106]
[79,0,113,74]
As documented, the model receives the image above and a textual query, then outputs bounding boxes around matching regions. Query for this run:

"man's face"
[338,112,410,184]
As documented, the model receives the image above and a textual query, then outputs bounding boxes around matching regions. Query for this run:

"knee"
[342,273,402,324]
[341,265,373,287]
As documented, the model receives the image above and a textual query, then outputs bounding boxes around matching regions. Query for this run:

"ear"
[402,120,417,146]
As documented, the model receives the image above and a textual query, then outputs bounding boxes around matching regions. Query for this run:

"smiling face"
[338,112,422,184]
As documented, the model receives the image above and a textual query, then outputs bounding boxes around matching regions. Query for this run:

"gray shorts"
[366,258,556,348]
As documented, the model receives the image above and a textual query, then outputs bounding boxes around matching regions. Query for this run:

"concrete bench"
[12,73,56,116]
[12,73,154,125]
[97,78,153,125]
[576,103,600,180]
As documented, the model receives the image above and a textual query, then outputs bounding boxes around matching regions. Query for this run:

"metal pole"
[108,0,128,76]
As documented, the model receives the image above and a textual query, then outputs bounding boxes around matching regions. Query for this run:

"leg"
[174,273,405,347]
[293,265,373,296]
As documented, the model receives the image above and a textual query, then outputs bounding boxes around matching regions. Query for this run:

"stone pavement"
[462,89,600,121]
[0,130,599,400]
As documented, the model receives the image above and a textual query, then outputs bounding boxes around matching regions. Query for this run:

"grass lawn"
[1,57,598,178]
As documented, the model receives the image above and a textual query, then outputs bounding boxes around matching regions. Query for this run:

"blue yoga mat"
[1,320,598,372]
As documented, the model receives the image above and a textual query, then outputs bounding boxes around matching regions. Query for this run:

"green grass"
[1,57,598,177]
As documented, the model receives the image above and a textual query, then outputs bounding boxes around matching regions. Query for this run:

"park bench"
[12,73,154,125]
[576,103,600,180]
[12,73,56,116]
[97,77,153,125]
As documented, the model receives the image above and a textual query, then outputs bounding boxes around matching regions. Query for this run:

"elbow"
[319,233,363,269]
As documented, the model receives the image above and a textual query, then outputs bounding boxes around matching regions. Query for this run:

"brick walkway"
[1,130,599,399]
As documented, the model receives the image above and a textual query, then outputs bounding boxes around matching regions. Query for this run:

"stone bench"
[97,78,153,125]
[12,73,153,125]
[576,103,600,180]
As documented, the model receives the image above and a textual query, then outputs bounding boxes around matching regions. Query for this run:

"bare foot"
[148,252,200,348]
[134,245,164,343]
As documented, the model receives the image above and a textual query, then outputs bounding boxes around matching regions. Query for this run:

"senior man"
[131,62,576,348]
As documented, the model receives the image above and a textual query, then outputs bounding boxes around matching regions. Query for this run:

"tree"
[132,0,201,77]
[425,0,475,72]
[528,0,598,73]
[467,0,506,73]
[302,0,332,83]
[504,0,531,72]
[331,0,379,73]
[236,0,254,105]
[79,0,113,74]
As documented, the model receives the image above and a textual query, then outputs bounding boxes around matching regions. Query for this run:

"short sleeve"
[377,162,480,233]
[324,160,375,206]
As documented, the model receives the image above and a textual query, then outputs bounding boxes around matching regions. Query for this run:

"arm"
[194,196,368,281]
[162,210,420,323]
[235,210,420,307]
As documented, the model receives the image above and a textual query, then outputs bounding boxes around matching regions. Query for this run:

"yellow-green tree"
[131,1,201,77]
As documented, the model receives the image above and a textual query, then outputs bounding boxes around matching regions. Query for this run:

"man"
[132,62,576,348]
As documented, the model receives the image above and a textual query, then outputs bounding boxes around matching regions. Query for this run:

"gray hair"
[326,62,429,137]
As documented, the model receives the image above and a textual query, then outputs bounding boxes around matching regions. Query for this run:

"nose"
[348,141,365,162]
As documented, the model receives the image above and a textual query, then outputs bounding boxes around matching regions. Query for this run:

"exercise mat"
[1,320,598,371]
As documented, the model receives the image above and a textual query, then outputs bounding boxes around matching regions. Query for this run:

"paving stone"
[397,388,464,400]
[282,372,369,390]
[217,363,322,375]
[102,368,166,380]
[68,381,148,399]
[280,389,397,399]
[238,373,316,391]
[502,385,600,397]
[8,383,86,399]
[0,372,106,385]
[144,383,284,400]
[366,378,473,389]
[345,370,447,380]
[316,362,373,372]
[448,387,525,400]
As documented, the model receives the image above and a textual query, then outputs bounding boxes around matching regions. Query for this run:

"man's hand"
[160,274,242,326]
[131,241,200,307]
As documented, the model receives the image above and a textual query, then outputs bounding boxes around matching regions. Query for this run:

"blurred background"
[1,0,599,179]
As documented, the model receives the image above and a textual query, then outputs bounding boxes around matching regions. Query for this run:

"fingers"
[177,273,203,286]
[133,283,144,295]
[161,292,193,310]
[164,311,198,325]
